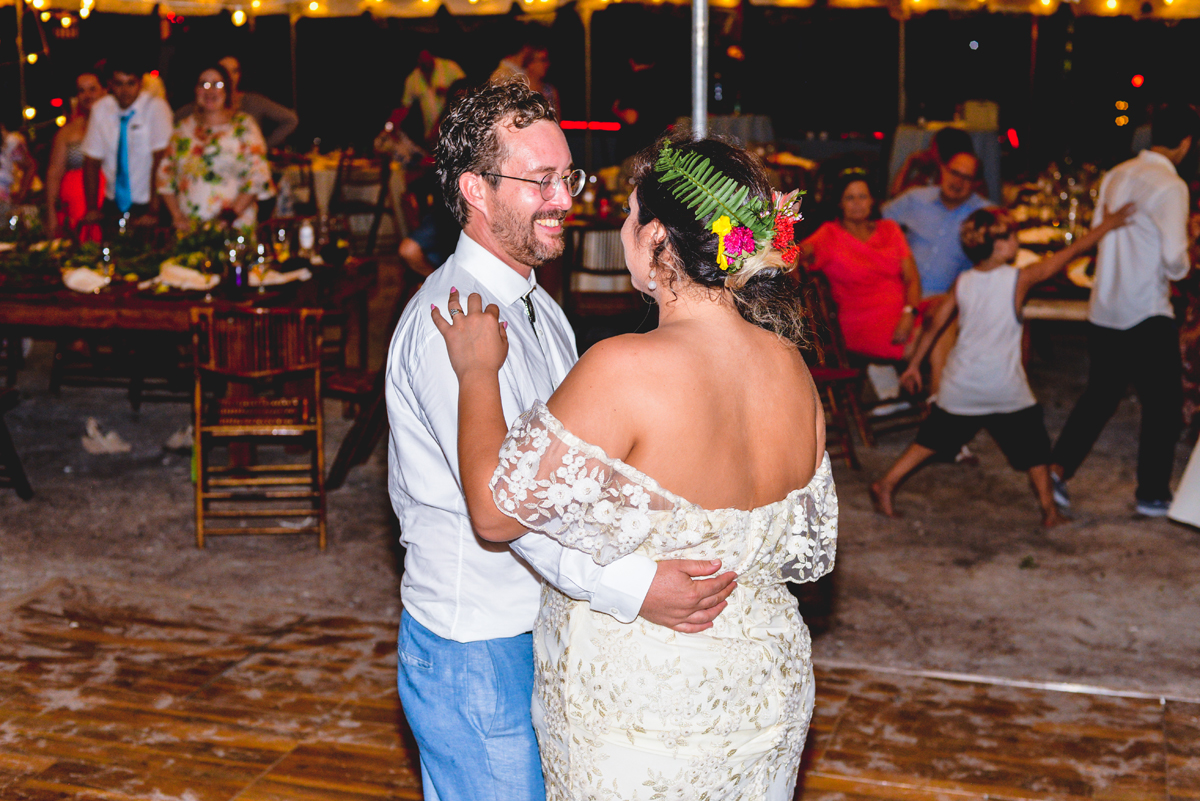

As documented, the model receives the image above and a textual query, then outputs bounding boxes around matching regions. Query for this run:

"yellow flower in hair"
[712,215,732,271]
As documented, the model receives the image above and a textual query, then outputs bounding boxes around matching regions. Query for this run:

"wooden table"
[0,258,378,370]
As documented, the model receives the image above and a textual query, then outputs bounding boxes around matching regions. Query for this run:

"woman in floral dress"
[433,137,837,799]
[157,63,273,231]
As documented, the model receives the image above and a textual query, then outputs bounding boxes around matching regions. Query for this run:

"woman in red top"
[799,169,922,361]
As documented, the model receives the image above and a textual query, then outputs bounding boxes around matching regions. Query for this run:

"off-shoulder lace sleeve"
[489,402,673,566]
[781,454,838,583]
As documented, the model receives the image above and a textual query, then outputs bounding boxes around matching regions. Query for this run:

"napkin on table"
[137,263,220,292]
[250,267,312,287]
[63,267,111,294]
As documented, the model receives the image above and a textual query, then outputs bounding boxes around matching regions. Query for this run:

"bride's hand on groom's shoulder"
[430,288,509,379]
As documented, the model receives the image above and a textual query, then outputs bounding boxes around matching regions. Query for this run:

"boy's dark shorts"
[915,403,1051,471]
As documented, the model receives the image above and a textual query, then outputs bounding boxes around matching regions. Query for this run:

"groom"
[385,80,738,800]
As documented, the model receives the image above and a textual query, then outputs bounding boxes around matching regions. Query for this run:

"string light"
[251,0,260,7]
[56,116,67,127]
[23,107,36,120]
[31,0,45,8]
[1040,0,1051,6]
[308,1,318,9]
[61,14,73,26]
[1115,115,1130,126]
[1115,100,1128,110]
[232,8,246,24]
[26,53,38,64]
[79,6,90,16]
[1105,0,1116,8]
[40,10,51,20]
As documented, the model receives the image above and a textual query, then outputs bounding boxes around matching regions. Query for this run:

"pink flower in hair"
[724,225,756,257]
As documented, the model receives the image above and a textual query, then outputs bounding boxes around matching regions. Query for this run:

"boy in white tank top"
[870,204,1134,527]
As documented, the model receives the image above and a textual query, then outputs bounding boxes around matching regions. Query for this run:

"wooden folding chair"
[329,150,392,255]
[323,268,425,490]
[796,270,865,468]
[191,306,327,549]
[0,388,33,500]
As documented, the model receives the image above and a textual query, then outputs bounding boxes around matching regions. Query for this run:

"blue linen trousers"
[396,610,545,801]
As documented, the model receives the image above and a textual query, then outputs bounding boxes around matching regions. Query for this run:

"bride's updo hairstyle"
[629,135,809,348]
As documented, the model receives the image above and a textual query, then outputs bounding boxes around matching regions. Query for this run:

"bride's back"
[551,311,821,513]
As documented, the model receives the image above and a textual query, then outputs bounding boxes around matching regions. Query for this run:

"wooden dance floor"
[1,580,1196,800]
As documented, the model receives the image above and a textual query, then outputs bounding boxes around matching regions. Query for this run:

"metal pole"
[897,18,906,125]
[581,5,594,172]
[691,0,707,139]
[16,0,28,116]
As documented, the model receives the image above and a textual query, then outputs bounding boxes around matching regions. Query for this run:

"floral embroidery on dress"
[492,402,838,800]
[156,112,274,229]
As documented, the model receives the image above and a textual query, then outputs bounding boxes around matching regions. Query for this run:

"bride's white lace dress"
[490,402,838,800]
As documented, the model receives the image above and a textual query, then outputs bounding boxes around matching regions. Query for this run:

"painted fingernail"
[501,321,508,330]
[431,304,437,310]
[450,286,457,293]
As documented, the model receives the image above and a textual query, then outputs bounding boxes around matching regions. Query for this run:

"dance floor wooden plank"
[0,579,1195,801]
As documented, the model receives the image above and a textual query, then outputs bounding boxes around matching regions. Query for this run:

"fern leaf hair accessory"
[654,142,803,275]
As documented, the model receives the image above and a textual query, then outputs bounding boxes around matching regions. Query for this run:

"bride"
[433,136,837,799]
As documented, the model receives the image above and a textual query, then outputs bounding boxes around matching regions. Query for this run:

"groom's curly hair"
[437,79,557,227]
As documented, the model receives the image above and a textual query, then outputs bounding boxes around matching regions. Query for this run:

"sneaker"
[1135,499,1170,517]
[1050,472,1071,509]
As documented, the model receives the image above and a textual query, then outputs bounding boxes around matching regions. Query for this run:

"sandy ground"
[1,278,1197,701]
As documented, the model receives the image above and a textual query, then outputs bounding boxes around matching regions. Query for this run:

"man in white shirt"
[81,57,173,230]
[386,81,736,800]
[1050,104,1199,517]
[400,50,465,146]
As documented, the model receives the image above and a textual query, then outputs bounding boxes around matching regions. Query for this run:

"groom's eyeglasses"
[481,169,587,201]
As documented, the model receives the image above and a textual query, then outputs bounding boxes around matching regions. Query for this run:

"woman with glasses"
[870,204,1134,527]
[157,63,274,232]
[799,168,923,361]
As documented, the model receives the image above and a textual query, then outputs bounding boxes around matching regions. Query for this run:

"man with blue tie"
[81,57,173,231]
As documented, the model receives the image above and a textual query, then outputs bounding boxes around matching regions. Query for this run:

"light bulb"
[232,8,246,24]
[56,115,67,127]
[79,6,90,16]
[26,53,38,64]
[23,107,36,120]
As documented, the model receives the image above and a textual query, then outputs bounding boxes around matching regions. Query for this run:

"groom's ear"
[460,172,489,219]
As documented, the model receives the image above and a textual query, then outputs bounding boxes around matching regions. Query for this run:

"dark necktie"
[521,291,538,338]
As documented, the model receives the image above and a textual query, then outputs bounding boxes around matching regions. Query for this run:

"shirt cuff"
[589,554,657,623]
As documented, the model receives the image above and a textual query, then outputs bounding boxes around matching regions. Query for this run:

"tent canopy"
[9,0,1200,18]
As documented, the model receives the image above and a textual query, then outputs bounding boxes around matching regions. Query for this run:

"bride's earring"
[647,268,657,292]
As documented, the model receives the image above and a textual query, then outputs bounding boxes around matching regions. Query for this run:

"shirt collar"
[455,231,538,307]
[1138,149,1176,170]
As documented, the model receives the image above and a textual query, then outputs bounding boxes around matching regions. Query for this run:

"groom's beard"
[492,203,567,270]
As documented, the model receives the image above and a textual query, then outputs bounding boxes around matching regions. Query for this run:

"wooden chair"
[328,150,392,255]
[0,388,33,500]
[799,270,927,449]
[323,268,425,490]
[796,270,866,468]
[562,226,653,351]
[191,306,327,549]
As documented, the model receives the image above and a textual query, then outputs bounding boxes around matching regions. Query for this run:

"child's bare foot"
[869,482,900,518]
[1042,508,1068,528]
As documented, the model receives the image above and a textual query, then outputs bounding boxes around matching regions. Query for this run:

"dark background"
[3,1,1200,175]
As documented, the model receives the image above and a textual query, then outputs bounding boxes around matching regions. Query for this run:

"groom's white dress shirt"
[386,231,658,643]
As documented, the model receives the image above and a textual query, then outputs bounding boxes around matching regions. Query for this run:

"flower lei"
[654,143,803,274]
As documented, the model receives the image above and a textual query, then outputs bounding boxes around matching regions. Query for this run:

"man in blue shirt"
[882,152,989,393]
